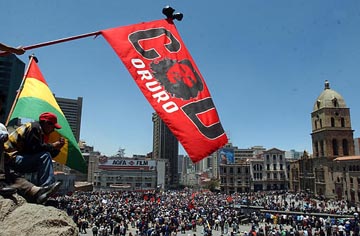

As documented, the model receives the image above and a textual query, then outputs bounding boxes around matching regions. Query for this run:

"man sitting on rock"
[1,123,59,203]
[2,112,64,204]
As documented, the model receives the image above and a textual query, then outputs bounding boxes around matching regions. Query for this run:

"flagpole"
[5,55,36,126]
[0,31,101,56]
[0,6,183,56]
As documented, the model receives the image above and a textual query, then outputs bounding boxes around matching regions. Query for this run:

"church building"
[290,80,360,204]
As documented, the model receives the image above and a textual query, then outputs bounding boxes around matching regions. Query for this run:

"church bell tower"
[311,80,355,159]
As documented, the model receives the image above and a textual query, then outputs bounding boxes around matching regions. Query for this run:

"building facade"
[290,81,360,203]
[93,157,158,191]
[220,159,251,194]
[0,54,24,124]
[261,148,289,191]
[355,138,360,156]
[152,112,179,189]
[311,80,355,159]
[56,96,83,142]
[219,147,290,194]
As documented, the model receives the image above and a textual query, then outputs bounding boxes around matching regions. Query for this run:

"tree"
[204,178,220,192]
[115,147,125,157]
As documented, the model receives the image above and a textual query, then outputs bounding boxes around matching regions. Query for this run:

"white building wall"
[355,138,360,156]
[156,159,166,189]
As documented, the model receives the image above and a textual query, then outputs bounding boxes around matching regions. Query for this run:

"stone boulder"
[0,194,78,236]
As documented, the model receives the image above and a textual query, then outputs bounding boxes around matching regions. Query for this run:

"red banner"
[101,19,228,162]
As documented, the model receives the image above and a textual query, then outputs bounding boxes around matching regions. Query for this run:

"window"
[267,164,270,170]
[320,140,324,156]
[341,118,345,127]
[332,139,338,156]
[273,155,276,161]
[253,164,262,171]
[343,139,349,156]
[254,164,262,171]
[273,164,277,170]
[0,72,11,79]
[255,173,262,179]
[0,61,12,66]
[331,117,335,127]
[332,97,338,107]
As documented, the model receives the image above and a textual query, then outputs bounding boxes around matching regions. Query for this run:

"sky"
[2,1,360,157]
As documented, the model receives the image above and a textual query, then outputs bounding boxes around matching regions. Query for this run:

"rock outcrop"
[0,194,78,236]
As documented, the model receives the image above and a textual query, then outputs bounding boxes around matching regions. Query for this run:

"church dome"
[313,80,347,111]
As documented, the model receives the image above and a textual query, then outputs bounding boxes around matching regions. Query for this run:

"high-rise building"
[152,112,179,189]
[0,54,25,123]
[55,96,83,142]
[285,149,303,159]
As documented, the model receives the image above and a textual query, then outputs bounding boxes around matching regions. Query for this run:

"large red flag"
[101,19,228,162]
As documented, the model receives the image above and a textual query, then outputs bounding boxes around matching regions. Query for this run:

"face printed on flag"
[150,58,204,100]
[101,19,228,162]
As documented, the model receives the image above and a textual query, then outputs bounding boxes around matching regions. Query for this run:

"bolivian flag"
[7,56,87,173]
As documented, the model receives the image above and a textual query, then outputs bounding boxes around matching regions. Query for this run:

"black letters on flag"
[101,19,228,162]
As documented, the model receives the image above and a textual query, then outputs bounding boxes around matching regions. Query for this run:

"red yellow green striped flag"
[7,57,87,173]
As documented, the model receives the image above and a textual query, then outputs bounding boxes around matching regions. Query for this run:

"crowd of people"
[51,190,360,236]
[1,42,360,236]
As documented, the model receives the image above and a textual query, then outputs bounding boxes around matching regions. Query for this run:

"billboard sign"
[219,148,235,164]
[98,157,156,170]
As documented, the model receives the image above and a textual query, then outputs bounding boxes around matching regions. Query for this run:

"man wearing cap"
[3,112,65,203]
